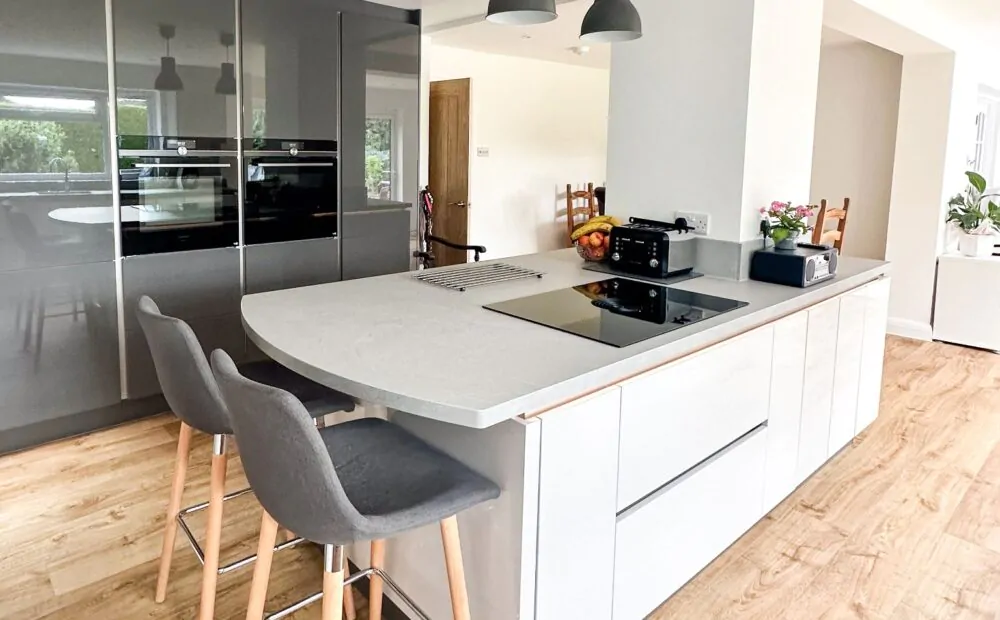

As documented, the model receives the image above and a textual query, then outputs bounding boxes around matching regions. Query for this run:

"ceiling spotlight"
[581,0,643,43]
[486,0,558,26]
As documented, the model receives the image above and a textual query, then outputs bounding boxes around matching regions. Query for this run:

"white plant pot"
[959,233,997,257]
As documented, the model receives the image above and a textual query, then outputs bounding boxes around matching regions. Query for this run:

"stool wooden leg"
[198,435,229,620]
[343,554,356,620]
[154,421,193,603]
[246,511,279,620]
[368,539,386,620]
[322,545,345,620]
[440,516,470,620]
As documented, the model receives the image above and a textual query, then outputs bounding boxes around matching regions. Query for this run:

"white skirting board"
[887,317,932,341]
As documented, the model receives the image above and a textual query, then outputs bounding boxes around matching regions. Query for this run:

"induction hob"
[484,278,749,348]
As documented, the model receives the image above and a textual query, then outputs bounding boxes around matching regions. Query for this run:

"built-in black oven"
[244,139,338,245]
[118,136,239,256]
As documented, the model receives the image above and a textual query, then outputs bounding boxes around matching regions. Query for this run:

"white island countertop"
[242,249,890,428]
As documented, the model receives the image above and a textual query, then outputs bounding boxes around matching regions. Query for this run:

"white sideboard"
[934,254,1000,352]
[533,276,892,620]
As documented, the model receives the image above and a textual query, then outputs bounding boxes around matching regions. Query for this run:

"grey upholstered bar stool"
[137,296,358,620]
[211,349,501,620]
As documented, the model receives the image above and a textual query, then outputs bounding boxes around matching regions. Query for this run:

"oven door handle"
[251,162,336,168]
[131,163,232,169]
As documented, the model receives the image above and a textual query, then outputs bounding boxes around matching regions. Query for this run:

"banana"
[589,215,623,227]
[570,221,614,241]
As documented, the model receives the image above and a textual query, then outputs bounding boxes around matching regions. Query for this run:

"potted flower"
[759,201,814,251]
[947,171,1000,257]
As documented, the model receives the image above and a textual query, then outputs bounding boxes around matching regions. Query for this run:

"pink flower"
[771,201,785,209]
[759,207,767,214]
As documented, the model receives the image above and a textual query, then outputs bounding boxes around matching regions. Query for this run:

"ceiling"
[376,0,611,69]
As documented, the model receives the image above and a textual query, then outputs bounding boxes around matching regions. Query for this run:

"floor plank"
[2,337,1000,619]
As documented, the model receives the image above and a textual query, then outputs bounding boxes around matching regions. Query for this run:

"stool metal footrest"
[264,566,432,620]
[176,486,306,575]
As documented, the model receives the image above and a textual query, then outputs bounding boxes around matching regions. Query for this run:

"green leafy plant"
[947,171,1000,234]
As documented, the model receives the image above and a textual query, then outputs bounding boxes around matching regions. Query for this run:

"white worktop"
[242,249,890,428]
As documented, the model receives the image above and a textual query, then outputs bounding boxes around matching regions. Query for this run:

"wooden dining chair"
[565,183,598,247]
[812,198,850,252]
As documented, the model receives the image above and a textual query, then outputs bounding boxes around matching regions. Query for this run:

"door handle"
[448,201,468,208]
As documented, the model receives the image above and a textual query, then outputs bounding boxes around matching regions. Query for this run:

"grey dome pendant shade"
[155,24,184,91]
[486,0,558,25]
[581,0,643,43]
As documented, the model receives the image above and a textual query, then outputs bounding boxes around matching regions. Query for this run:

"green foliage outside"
[365,118,391,197]
[0,100,149,175]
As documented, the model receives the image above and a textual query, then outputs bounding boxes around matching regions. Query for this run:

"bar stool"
[210,349,502,620]
[136,296,359,620]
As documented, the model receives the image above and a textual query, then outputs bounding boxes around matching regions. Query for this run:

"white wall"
[606,0,823,243]
[426,44,610,259]
[810,40,902,260]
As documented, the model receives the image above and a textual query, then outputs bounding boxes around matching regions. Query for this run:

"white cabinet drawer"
[612,425,767,620]
[617,325,773,510]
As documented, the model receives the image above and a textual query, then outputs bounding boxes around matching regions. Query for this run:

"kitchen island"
[242,249,891,620]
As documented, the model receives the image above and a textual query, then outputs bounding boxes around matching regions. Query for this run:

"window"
[365,116,394,200]
[971,88,1000,190]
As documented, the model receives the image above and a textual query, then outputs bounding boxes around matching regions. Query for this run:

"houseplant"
[947,171,1000,257]
[759,201,814,251]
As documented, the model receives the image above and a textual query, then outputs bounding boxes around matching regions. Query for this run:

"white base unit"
[796,298,840,481]
[763,313,807,512]
[934,254,1000,351]
[612,426,768,620]
[856,278,891,432]
[828,291,866,454]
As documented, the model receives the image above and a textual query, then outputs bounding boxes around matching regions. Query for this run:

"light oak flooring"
[1,337,1000,619]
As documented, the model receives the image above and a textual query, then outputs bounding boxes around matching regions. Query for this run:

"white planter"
[959,233,997,257]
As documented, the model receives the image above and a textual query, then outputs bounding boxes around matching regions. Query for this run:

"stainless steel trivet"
[413,262,544,291]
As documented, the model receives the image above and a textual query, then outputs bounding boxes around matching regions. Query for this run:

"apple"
[579,234,590,247]
[589,232,604,248]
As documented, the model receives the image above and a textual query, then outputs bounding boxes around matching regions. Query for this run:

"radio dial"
[649,258,660,269]
[176,146,188,156]
[611,252,621,261]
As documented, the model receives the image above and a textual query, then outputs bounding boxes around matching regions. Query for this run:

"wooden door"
[428,78,471,266]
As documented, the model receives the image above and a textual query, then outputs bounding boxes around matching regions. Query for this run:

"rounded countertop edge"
[241,259,891,430]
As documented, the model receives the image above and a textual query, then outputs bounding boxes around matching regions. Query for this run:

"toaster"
[749,244,839,288]
[608,217,697,279]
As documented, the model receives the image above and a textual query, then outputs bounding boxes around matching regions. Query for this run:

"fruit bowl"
[576,240,609,262]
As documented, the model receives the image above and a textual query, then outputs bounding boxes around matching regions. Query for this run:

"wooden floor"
[2,337,1000,619]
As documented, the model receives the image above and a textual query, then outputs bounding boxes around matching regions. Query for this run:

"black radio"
[750,244,839,288]
[608,217,697,279]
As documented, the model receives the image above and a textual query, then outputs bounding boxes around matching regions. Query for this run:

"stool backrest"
[136,296,231,435]
[211,349,365,545]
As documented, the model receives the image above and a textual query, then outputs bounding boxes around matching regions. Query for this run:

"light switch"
[477,147,490,157]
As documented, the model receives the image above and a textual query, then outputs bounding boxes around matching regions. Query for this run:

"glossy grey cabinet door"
[241,0,340,142]
[341,14,420,213]
[245,238,341,294]
[0,262,120,432]
[0,0,115,273]
[122,248,244,398]
[342,209,411,280]
[113,0,238,139]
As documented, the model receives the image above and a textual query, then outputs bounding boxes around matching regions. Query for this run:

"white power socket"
[676,211,710,235]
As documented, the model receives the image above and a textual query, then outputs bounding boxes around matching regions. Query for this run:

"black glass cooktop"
[484,278,749,348]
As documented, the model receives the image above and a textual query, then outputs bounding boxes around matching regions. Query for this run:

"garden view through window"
[366,116,393,200]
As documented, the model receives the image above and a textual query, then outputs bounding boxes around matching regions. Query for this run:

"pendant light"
[215,32,237,96]
[486,0,557,26]
[581,0,643,43]
[155,24,184,92]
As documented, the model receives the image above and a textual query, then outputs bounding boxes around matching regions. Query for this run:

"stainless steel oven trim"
[132,163,233,169]
[119,149,238,157]
[105,0,127,399]
[251,162,335,168]
[243,150,339,156]
[235,0,246,293]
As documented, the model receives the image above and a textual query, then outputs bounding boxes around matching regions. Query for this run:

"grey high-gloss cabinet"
[241,0,340,142]
[340,13,420,214]
[245,238,341,294]
[113,0,239,139]
[342,208,411,280]
[0,0,124,453]
[122,249,245,398]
